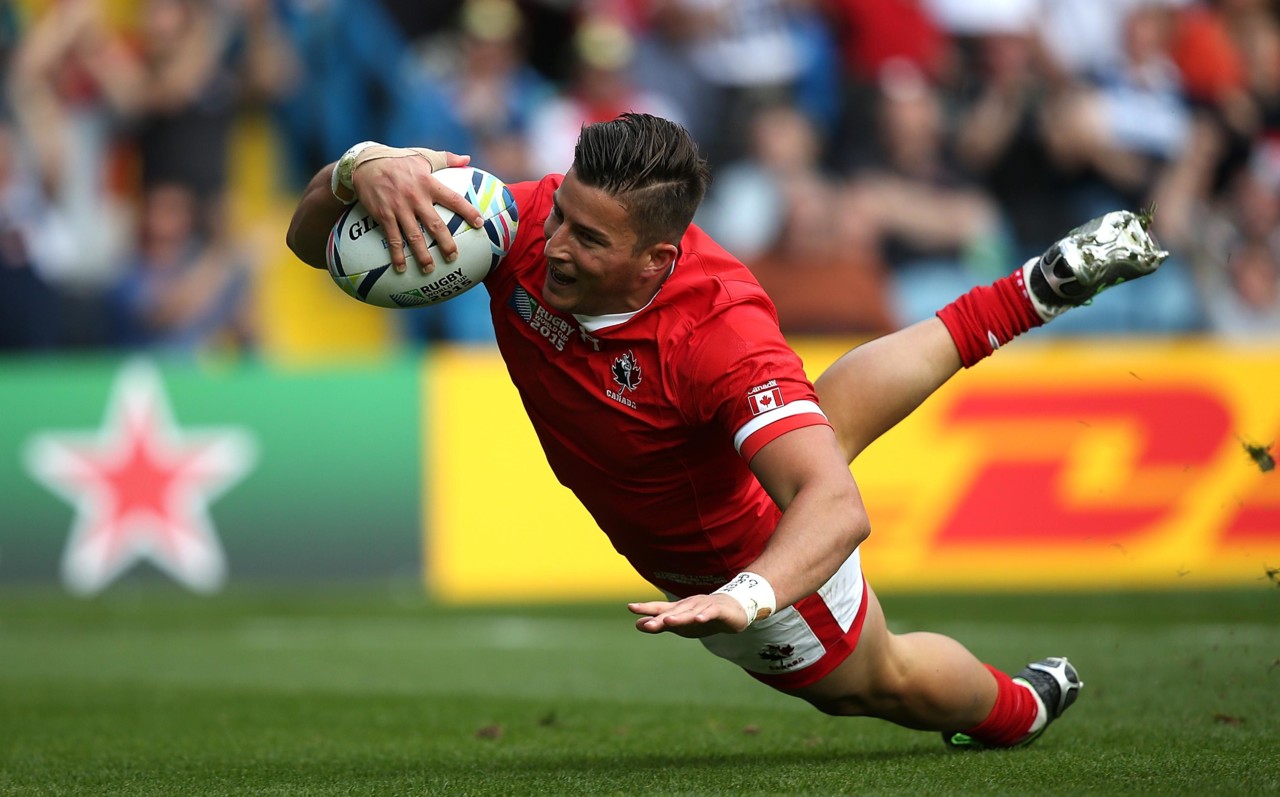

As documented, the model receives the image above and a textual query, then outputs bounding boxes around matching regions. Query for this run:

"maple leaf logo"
[759,643,795,662]
[611,351,642,392]
[24,360,257,595]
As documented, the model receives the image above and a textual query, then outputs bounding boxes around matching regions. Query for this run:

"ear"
[642,242,679,276]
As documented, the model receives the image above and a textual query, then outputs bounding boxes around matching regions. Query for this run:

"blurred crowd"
[2,0,1280,357]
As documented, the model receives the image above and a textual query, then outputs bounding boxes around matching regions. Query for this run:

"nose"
[544,217,570,259]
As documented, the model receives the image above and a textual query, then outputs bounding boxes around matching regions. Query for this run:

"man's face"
[541,169,671,316]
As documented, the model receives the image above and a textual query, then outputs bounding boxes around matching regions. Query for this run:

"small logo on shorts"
[759,643,806,671]
[759,643,795,662]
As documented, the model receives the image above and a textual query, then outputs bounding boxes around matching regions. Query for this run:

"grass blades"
[1,586,1277,796]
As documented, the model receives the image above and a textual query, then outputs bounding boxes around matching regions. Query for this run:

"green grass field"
[1,584,1277,796]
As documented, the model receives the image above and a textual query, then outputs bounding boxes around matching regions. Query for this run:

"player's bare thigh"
[777,584,894,717]
[814,319,962,464]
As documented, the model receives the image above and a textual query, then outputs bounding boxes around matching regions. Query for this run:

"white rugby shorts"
[696,548,868,689]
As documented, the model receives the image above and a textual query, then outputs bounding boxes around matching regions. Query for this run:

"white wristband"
[331,140,379,204]
[330,141,451,205]
[713,572,777,627]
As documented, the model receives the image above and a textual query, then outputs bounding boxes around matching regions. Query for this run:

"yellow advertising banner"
[425,341,1280,602]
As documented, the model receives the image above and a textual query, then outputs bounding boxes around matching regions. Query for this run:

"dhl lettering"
[934,389,1231,547]
[1224,502,1280,543]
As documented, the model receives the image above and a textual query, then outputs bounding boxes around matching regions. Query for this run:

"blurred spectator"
[6,0,138,288]
[1035,0,1172,82]
[8,0,294,351]
[12,0,295,240]
[629,0,838,170]
[844,62,1005,325]
[271,0,407,192]
[527,13,683,177]
[0,119,75,351]
[924,0,1037,35]
[389,0,551,182]
[1168,0,1269,205]
[107,182,254,356]
[1171,0,1254,117]
[697,101,894,334]
[951,21,1081,262]
[4,0,1278,350]
[1068,4,1193,214]
[818,0,952,175]
[388,0,553,345]
[1179,162,1280,339]
[697,101,823,261]
[950,7,1205,334]
[1204,238,1280,338]
[1167,120,1280,337]
[124,0,298,241]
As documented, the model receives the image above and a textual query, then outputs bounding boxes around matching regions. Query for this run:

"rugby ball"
[325,166,519,308]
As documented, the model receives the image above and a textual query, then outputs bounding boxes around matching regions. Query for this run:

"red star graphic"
[25,360,256,595]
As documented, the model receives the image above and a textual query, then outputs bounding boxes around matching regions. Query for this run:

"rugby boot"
[942,657,1083,750]
[1024,209,1169,320]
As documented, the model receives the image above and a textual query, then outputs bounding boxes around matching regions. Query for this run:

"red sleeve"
[488,175,560,286]
[679,296,830,463]
[507,177,552,223]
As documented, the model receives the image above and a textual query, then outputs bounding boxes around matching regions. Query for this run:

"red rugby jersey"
[485,175,830,596]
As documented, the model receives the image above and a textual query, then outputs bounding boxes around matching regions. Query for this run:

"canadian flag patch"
[748,387,785,415]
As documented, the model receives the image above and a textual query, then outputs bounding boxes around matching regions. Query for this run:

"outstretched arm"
[628,424,869,636]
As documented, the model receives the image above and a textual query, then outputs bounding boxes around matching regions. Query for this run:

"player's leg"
[781,583,994,730]
[781,585,1081,748]
[815,317,960,465]
[816,210,1169,464]
[801,213,1157,743]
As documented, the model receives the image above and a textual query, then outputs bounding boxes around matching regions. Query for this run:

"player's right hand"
[350,148,485,274]
[627,593,751,638]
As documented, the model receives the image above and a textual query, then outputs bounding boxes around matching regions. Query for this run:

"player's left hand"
[628,594,749,638]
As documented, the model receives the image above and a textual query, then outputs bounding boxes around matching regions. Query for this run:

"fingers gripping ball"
[325,166,519,308]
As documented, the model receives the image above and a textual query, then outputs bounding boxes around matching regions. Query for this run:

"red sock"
[936,268,1044,368]
[961,664,1040,747]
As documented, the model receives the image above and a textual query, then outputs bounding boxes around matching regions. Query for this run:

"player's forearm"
[747,480,869,613]
[286,163,346,270]
[744,426,870,615]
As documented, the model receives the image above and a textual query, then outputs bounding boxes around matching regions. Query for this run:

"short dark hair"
[571,113,711,251]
